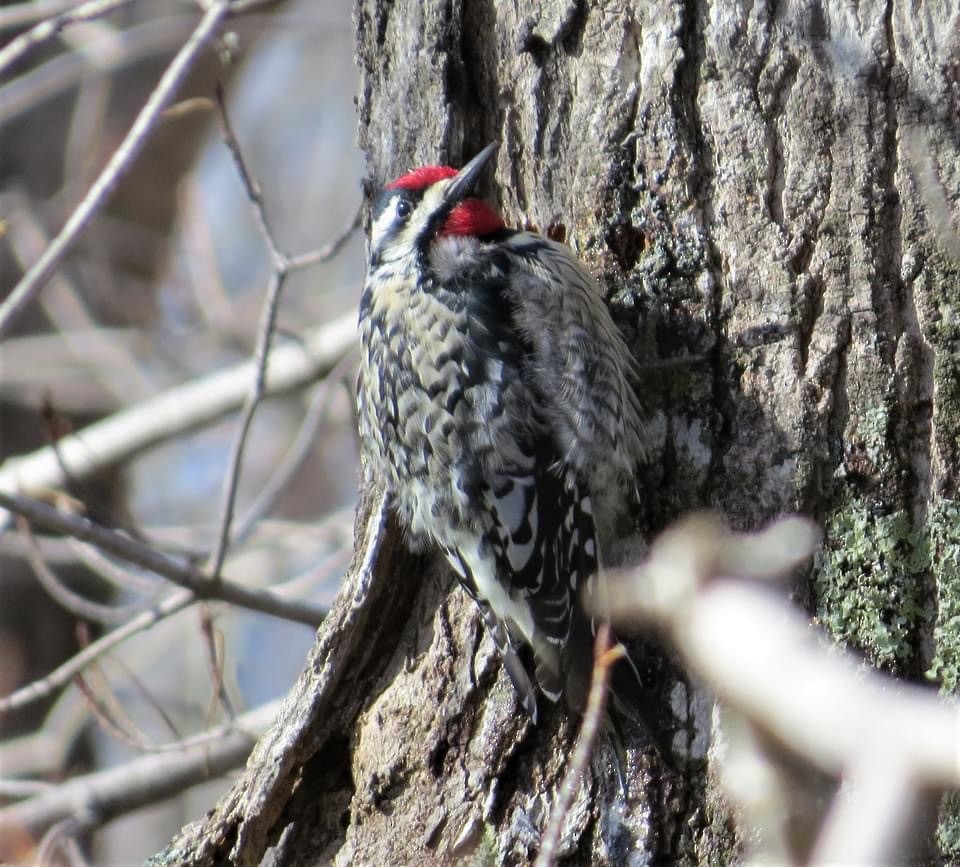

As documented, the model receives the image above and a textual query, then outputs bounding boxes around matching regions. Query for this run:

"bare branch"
[0,0,138,74]
[0,2,82,31]
[286,205,362,271]
[0,491,328,627]
[73,666,158,752]
[214,81,282,265]
[16,515,156,624]
[0,700,280,838]
[0,779,53,799]
[205,266,284,581]
[36,817,90,867]
[2,193,155,407]
[0,315,357,503]
[810,761,921,866]
[0,0,232,339]
[0,17,194,128]
[69,539,160,595]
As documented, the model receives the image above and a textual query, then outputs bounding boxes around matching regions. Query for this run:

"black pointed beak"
[443,142,498,205]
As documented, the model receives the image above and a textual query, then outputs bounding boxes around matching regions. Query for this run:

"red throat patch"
[441,200,506,237]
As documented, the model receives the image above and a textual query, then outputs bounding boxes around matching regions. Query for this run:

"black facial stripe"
[370,188,404,223]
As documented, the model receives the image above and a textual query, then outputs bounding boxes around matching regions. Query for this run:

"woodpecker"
[357,142,650,728]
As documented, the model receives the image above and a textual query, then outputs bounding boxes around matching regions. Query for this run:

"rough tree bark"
[154,1,959,863]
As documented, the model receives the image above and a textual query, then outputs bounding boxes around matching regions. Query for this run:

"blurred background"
[0,1,366,861]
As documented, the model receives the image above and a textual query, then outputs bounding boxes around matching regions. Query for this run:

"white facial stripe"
[395,181,451,249]
[371,178,459,265]
[370,205,398,247]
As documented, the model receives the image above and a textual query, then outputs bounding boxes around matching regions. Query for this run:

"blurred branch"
[0,314,357,503]
[0,327,145,410]
[3,192,155,405]
[0,520,333,718]
[152,487,398,867]
[0,0,232,340]
[600,513,960,865]
[0,1,81,31]
[0,699,280,840]
[0,588,196,714]
[36,818,88,867]
[0,0,137,73]
[73,666,160,753]
[205,273,280,580]
[203,82,285,580]
[0,15,195,126]
[0,491,328,627]
[70,538,160,595]
[0,678,93,778]
[16,515,155,624]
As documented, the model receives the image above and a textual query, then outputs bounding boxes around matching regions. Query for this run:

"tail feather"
[476,597,539,723]
[607,645,679,773]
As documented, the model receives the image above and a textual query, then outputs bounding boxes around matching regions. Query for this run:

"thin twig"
[0,699,280,838]
[232,352,358,544]
[205,267,286,581]
[0,491,328,626]
[0,16,196,127]
[536,625,621,867]
[69,538,159,595]
[0,588,195,714]
[73,637,187,753]
[179,171,237,337]
[0,0,232,339]
[17,516,154,624]
[36,817,91,867]
[202,88,360,581]
[203,84,287,581]
[199,604,236,722]
[0,0,138,75]
[214,80,282,264]
[105,653,184,742]
[287,203,363,271]
[4,197,155,405]
[74,668,156,752]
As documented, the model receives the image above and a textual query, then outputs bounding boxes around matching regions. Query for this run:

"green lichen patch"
[925,500,960,694]
[814,503,926,670]
[918,246,960,496]
[937,791,960,860]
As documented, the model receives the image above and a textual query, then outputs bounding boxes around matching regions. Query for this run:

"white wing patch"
[486,477,538,574]
[450,534,536,647]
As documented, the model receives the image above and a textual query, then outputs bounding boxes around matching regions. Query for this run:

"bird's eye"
[396,199,411,219]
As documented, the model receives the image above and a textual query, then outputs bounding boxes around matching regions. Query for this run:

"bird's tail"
[607,645,678,772]
[560,605,678,772]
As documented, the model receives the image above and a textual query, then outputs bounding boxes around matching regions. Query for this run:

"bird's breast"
[358,269,532,536]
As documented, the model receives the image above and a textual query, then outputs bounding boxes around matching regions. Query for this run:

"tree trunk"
[154,1,960,863]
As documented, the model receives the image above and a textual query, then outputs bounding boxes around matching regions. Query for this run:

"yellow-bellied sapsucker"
[357,143,651,728]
